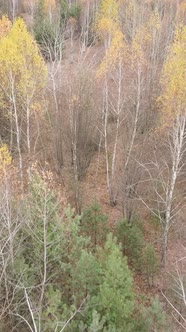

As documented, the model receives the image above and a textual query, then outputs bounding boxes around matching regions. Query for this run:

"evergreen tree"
[81,199,109,250]
[116,219,144,269]
[141,244,159,286]
[94,234,135,331]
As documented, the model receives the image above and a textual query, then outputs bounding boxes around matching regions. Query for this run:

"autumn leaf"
[97,29,127,78]
[0,144,12,172]
[160,24,186,124]
[0,17,47,112]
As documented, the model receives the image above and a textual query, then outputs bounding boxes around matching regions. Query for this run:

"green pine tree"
[94,233,135,331]
[141,244,159,286]
[81,199,109,250]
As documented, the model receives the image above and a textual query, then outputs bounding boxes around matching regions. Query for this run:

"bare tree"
[160,116,186,265]
[162,245,186,330]
[132,115,186,266]
[0,171,21,325]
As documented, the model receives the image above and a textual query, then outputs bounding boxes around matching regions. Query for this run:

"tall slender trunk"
[51,64,64,169]
[104,79,110,194]
[38,189,47,332]
[161,115,185,266]
[11,77,23,191]
[123,64,141,219]
[11,0,16,21]
[110,59,123,206]
[124,64,141,172]
[69,90,80,213]
[26,104,31,156]
[10,106,13,151]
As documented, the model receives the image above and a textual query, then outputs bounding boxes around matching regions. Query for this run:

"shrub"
[59,0,81,23]
[116,219,144,269]
[68,4,81,20]
[81,199,109,250]
[140,244,159,286]
[144,296,171,331]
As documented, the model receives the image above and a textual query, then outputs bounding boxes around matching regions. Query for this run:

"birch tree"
[158,24,186,266]
[0,17,47,183]
[161,245,186,330]
[0,145,22,325]
[96,0,128,206]
[120,13,161,221]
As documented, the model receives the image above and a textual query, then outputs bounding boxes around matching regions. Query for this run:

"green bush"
[140,244,159,286]
[68,4,81,20]
[81,199,109,250]
[116,219,144,269]
[34,18,64,60]
[59,0,81,23]
[90,234,135,332]
[144,296,171,331]
[133,296,171,332]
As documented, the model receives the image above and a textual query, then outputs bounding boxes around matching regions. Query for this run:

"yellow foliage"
[96,0,127,78]
[96,0,120,42]
[100,0,119,21]
[0,144,12,171]
[97,17,119,40]
[148,11,161,31]
[131,12,161,62]
[97,29,126,78]
[160,25,186,122]
[0,17,47,113]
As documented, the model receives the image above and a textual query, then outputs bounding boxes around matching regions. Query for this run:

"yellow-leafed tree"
[0,144,12,172]
[96,0,120,47]
[159,24,186,266]
[0,17,47,185]
[161,24,186,123]
[97,29,126,78]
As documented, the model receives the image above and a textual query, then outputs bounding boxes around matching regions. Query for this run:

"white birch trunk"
[161,114,186,266]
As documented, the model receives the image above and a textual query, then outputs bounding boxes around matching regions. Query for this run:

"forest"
[0,0,185,331]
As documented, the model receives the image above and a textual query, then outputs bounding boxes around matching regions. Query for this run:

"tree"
[0,144,22,327]
[34,0,64,60]
[23,0,38,26]
[120,10,162,221]
[132,23,186,267]
[79,0,98,51]
[62,65,97,212]
[81,199,108,250]
[116,219,144,269]
[8,172,90,331]
[95,234,135,331]
[96,0,128,206]
[158,24,186,266]
[144,296,170,332]
[0,17,47,184]
[141,244,159,286]
[162,245,186,330]
[96,0,120,48]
